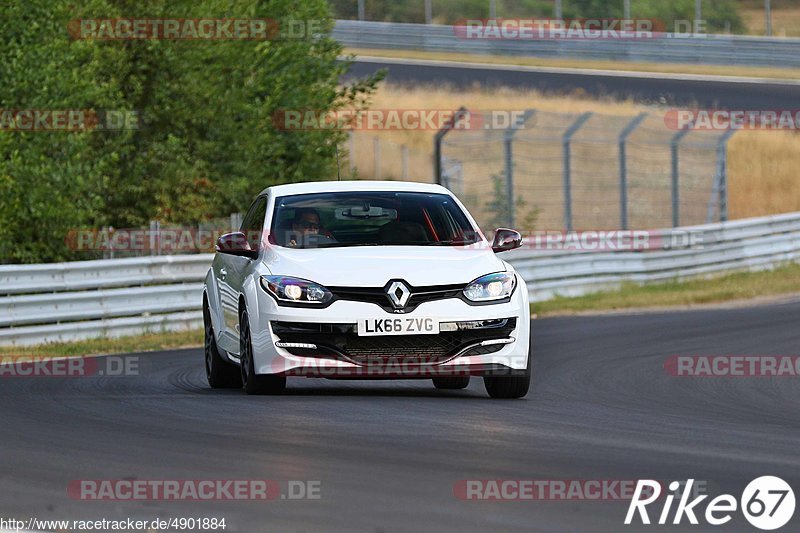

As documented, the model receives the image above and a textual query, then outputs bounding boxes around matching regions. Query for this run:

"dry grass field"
[740,0,800,37]
[348,84,800,224]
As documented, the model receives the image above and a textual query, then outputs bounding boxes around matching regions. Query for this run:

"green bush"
[0,0,382,263]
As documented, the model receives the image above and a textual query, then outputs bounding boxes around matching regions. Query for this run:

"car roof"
[258,180,452,198]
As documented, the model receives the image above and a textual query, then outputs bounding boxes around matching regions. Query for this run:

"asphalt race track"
[2,301,799,532]
[343,57,800,110]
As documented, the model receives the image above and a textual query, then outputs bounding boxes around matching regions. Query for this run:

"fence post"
[503,110,535,228]
[765,0,773,36]
[670,123,693,227]
[562,112,593,232]
[230,212,242,231]
[503,133,514,228]
[401,144,409,180]
[106,226,114,260]
[717,129,736,222]
[434,106,468,185]
[149,220,157,256]
[618,113,648,230]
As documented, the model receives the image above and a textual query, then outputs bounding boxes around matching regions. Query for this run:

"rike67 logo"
[626,477,795,530]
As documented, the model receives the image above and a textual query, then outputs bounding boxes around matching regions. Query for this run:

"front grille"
[329,283,465,313]
[271,318,516,365]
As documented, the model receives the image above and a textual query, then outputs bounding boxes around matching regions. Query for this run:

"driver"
[288,208,335,247]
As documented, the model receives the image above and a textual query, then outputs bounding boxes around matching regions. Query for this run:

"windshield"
[270,191,480,248]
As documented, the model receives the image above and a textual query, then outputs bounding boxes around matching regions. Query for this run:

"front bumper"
[247,282,531,379]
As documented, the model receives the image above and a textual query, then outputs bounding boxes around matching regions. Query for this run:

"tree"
[0,0,132,262]
[0,0,382,263]
[484,172,540,231]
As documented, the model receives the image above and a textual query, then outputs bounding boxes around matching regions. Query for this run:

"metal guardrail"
[1,212,800,345]
[333,20,800,68]
[0,254,212,295]
[508,212,800,301]
[0,256,212,346]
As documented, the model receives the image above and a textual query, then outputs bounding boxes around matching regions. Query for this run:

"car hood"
[262,245,506,287]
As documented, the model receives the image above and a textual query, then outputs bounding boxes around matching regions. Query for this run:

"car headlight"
[260,276,333,305]
[463,272,515,302]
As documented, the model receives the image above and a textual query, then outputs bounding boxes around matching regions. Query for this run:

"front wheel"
[483,351,531,399]
[204,304,242,389]
[239,308,286,395]
[483,374,530,399]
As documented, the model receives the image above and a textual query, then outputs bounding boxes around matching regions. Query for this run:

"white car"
[203,181,531,398]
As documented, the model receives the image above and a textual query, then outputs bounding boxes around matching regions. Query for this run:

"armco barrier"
[0,255,211,346]
[507,212,800,301]
[1,212,800,345]
[333,20,800,69]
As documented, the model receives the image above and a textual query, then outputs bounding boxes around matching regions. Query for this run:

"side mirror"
[491,228,522,253]
[216,232,259,259]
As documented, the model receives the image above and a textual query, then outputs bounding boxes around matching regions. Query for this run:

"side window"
[240,197,267,250]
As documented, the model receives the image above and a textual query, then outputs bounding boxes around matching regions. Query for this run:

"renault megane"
[203,181,531,398]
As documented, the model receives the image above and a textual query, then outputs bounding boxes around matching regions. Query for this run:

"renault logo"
[385,280,411,309]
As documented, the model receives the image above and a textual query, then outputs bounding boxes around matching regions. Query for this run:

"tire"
[432,376,470,390]
[483,350,531,399]
[239,308,286,395]
[204,303,242,389]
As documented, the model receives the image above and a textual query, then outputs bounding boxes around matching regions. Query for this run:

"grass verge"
[533,263,800,316]
[0,328,202,358]
[345,47,800,81]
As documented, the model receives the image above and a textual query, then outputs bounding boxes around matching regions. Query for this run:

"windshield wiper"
[315,242,379,248]
[425,240,479,246]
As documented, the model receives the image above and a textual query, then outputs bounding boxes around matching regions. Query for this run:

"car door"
[218,196,267,346]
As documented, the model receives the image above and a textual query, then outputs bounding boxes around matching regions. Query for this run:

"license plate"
[357,317,439,336]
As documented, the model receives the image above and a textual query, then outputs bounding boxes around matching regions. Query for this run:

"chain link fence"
[436,109,735,231]
[347,132,432,183]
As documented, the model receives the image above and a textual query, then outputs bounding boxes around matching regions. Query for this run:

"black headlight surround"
[458,272,518,306]
[260,275,335,308]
